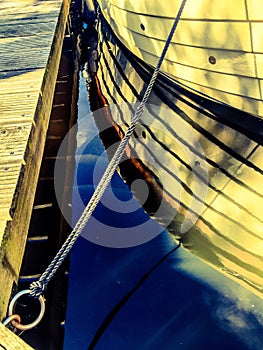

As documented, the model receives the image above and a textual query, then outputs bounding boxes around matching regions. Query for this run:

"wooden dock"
[0,321,34,349]
[0,0,71,343]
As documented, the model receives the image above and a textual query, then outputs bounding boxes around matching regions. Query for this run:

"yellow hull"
[84,15,263,296]
[98,0,263,117]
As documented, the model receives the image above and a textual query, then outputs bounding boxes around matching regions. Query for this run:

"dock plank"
[0,22,58,38]
[0,0,70,324]
[0,322,33,350]
[0,69,44,93]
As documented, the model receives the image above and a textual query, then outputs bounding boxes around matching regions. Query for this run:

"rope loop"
[29,281,47,298]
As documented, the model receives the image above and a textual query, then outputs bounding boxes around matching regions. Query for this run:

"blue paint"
[63,76,263,350]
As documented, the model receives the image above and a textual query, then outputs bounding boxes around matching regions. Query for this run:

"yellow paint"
[98,0,263,116]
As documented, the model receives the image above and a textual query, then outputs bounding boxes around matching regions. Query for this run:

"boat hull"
[97,0,263,117]
[82,17,263,296]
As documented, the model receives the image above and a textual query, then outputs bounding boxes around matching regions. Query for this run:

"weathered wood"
[0,322,34,350]
[0,0,71,322]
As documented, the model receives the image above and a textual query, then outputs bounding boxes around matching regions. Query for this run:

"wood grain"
[0,0,70,325]
[0,322,33,350]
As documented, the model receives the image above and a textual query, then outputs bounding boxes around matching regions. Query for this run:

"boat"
[54,3,263,346]
[80,3,263,299]
[97,0,263,118]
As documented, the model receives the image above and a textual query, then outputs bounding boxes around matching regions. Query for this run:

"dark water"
[63,16,263,350]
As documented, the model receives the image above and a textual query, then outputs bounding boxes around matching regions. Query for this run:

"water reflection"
[81,18,263,296]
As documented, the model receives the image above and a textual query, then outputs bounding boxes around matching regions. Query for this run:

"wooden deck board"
[0,0,62,15]
[0,22,59,38]
[0,322,33,350]
[0,49,51,71]
[0,0,70,334]
[0,97,37,117]
[0,69,44,92]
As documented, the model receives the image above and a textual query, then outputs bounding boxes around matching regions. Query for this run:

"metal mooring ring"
[8,289,45,330]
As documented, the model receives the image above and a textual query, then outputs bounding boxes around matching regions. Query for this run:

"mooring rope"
[29,0,187,299]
